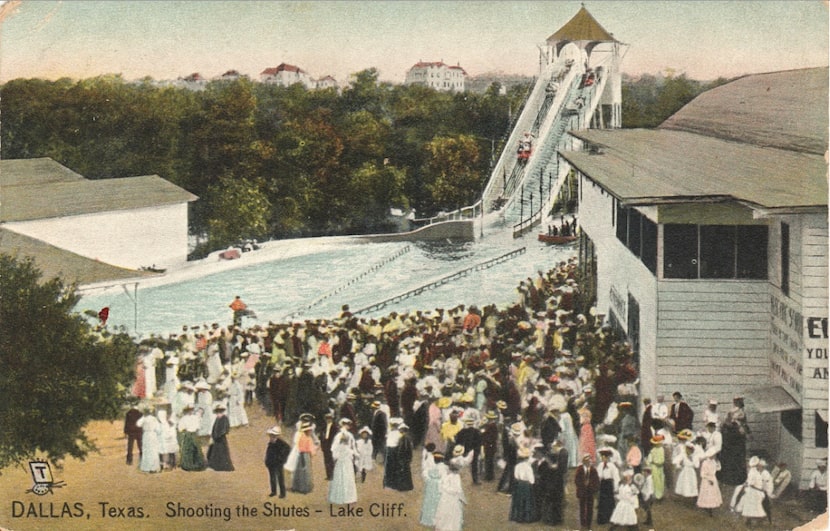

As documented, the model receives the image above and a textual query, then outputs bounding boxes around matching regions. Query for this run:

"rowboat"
[538,234,577,244]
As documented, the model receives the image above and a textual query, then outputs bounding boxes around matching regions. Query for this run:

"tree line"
[1,69,724,255]
[1,70,527,255]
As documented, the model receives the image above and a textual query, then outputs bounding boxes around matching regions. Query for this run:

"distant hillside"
[467,72,534,94]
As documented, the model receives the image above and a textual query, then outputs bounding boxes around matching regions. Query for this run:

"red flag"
[98,307,110,325]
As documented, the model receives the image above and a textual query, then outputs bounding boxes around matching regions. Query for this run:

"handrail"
[353,247,527,314]
[282,245,412,320]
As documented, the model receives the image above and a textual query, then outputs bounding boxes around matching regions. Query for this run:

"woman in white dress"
[610,469,639,528]
[433,462,466,531]
[558,405,580,467]
[227,375,248,428]
[734,456,773,525]
[196,382,215,436]
[328,427,358,505]
[673,442,699,498]
[135,407,161,473]
[157,408,179,470]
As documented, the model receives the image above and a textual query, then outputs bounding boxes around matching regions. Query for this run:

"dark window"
[627,293,640,357]
[642,217,658,274]
[628,209,643,258]
[612,198,615,227]
[616,202,627,242]
[781,222,790,295]
[816,411,828,448]
[664,224,698,279]
[781,409,802,442]
[700,225,736,278]
[737,225,768,279]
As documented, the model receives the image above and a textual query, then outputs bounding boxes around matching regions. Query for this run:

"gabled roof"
[562,128,826,210]
[547,6,616,43]
[660,67,828,155]
[261,63,307,76]
[1,160,197,222]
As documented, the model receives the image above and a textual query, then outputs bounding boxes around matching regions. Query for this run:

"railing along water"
[353,247,526,314]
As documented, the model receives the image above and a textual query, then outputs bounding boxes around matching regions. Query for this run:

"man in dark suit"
[540,409,562,448]
[264,426,291,497]
[575,453,600,528]
[481,412,499,481]
[669,391,694,433]
[123,400,143,465]
[371,401,388,461]
[455,418,483,484]
[319,412,337,480]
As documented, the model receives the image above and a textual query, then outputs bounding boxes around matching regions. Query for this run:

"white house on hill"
[0,158,197,272]
[405,61,467,92]
[260,63,316,89]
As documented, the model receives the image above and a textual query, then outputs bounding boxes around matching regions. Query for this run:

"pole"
[134,283,138,334]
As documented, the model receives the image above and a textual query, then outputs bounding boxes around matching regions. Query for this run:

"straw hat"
[267,426,281,436]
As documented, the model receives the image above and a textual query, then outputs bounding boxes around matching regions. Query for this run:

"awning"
[742,385,801,413]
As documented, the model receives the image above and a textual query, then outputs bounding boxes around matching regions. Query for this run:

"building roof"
[561,67,828,212]
[660,67,828,155]
[0,228,151,285]
[547,6,616,43]
[1,163,197,222]
[261,63,307,76]
[562,128,826,211]
[0,158,85,187]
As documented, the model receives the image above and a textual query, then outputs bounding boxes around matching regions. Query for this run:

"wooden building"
[1,158,197,274]
[560,67,828,487]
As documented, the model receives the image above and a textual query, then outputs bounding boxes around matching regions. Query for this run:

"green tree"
[423,134,482,212]
[205,175,273,249]
[0,255,136,469]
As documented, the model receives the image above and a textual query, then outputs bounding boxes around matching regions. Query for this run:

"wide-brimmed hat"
[650,434,665,445]
[453,446,465,457]
[749,456,760,467]
[436,397,452,409]
[677,429,694,441]
[267,426,281,436]
[300,421,313,431]
[213,403,227,412]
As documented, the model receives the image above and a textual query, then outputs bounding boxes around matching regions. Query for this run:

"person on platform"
[264,426,291,498]
[291,421,317,493]
[509,446,537,522]
[123,399,143,466]
[229,295,248,327]
[355,427,374,483]
[610,469,639,530]
[207,403,234,471]
[575,453,600,529]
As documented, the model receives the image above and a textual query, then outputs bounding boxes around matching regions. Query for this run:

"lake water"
[77,220,575,336]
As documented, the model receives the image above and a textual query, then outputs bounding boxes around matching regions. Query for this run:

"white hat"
[748,456,760,467]
[267,426,281,436]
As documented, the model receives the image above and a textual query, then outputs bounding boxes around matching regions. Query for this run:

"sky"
[0,1,827,84]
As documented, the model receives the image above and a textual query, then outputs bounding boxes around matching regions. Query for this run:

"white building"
[560,67,828,488]
[260,63,315,89]
[315,75,339,90]
[1,158,197,273]
[404,61,467,92]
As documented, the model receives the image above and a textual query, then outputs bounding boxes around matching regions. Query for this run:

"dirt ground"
[0,404,825,531]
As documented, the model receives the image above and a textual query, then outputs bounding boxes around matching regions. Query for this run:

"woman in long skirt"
[420,450,447,527]
[433,463,466,531]
[558,407,580,467]
[697,455,722,516]
[328,434,357,504]
[646,435,666,501]
[207,404,234,471]
[136,407,161,473]
[596,449,620,525]
[674,442,699,498]
[720,397,749,485]
[291,422,316,493]
[509,447,537,522]
[178,406,206,471]
[610,470,640,529]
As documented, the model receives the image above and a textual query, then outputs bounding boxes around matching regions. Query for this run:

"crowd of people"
[121,254,822,529]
